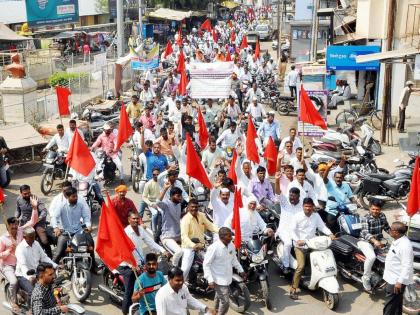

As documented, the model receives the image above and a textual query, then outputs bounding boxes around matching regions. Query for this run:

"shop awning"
[148,8,193,21]
[356,47,420,63]
[220,1,240,9]
[0,23,29,41]
[51,31,87,40]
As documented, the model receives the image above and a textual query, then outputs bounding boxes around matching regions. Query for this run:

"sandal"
[289,290,299,300]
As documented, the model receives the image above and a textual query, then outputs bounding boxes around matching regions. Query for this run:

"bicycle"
[335,101,382,131]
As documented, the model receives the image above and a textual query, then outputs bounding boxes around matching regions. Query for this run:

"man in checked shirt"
[31,262,68,315]
[357,199,390,292]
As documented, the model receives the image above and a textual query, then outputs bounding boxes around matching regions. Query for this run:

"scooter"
[274,236,340,310]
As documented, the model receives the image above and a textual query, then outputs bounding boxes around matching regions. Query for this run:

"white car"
[255,24,271,41]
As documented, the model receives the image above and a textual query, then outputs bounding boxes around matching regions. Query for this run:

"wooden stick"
[132,268,152,315]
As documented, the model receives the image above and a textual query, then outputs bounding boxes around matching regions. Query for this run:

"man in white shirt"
[287,168,318,206]
[289,197,335,299]
[140,82,156,104]
[274,172,302,273]
[203,228,246,315]
[119,211,166,315]
[202,139,226,171]
[155,267,216,315]
[216,122,241,149]
[210,184,234,229]
[285,65,298,99]
[383,221,414,315]
[224,196,273,242]
[289,147,309,173]
[168,100,183,126]
[132,122,155,150]
[279,128,303,152]
[43,124,70,153]
[66,119,84,141]
[163,91,177,112]
[245,83,264,104]
[246,97,266,121]
[15,227,57,295]
[278,141,295,166]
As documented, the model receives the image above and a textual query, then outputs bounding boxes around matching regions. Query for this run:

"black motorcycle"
[95,150,117,185]
[72,180,102,214]
[130,147,144,193]
[40,149,67,195]
[60,226,94,303]
[239,234,271,310]
[0,153,11,188]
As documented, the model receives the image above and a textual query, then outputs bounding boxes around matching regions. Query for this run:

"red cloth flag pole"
[231,31,236,43]
[176,28,182,46]
[200,19,212,32]
[197,108,209,150]
[96,194,137,270]
[178,70,188,96]
[56,86,71,116]
[263,136,277,176]
[116,102,133,151]
[246,116,260,164]
[0,187,5,203]
[407,156,420,217]
[227,149,238,184]
[186,133,213,189]
[65,131,96,176]
[231,188,242,249]
[255,40,261,58]
[300,85,328,130]
[226,53,232,62]
[212,29,218,43]
[177,50,185,73]
[163,40,173,58]
[240,35,248,50]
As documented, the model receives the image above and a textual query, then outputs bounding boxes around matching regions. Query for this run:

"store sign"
[326,45,381,71]
[26,0,79,26]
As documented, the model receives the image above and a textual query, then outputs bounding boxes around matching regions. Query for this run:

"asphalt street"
[0,41,411,314]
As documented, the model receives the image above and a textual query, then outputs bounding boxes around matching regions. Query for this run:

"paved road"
[0,40,411,315]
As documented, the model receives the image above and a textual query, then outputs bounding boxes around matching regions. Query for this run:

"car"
[255,24,271,41]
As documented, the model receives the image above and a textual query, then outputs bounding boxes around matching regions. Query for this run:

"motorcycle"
[40,149,67,195]
[0,153,11,188]
[72,180,102,214]
[130,146,145,193]
[60,226,94,303]
[274,236,340,310]
[96,150,117,185]
[238,234,271,310]
[163,237,251,313]
[355,161,413,209]
[1,269,85,314]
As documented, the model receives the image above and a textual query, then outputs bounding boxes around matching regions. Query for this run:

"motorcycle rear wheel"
[72,268,92,303]
[40,171,54,195]
[358,191,372,210]
[370,111,383,131]
[278,102,290,115]
[336,110,356,130]
[323,289,339,310]
[229,281,251,313]
[131,168,140,193]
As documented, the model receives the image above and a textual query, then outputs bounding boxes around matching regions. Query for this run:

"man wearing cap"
[210,180,234,229]
[111,185,138,227]
[397,81,420,133]
[246,96,266,121]
[92,123,124,180]
[257,111,281,146]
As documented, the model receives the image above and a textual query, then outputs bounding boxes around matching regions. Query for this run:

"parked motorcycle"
[40,149,67,195]
[1,269,85,314]
[238,234,271,310]
[60,226,94,303]
[274,236,340,310]
[0,153,11,188]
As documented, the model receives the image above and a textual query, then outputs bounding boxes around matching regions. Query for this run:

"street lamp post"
[138,0,143,41]
[116,0,124,57]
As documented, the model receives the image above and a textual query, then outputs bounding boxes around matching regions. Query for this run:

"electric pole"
[310,0,320,62]
[138,0,143,41]
[277,0,282,59]
[116,0,124,57]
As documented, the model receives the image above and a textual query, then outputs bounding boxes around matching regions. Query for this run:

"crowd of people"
[0,5,415,315]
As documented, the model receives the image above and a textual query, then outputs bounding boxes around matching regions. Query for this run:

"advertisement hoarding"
[326,45,381,71]
[26,0,79,26]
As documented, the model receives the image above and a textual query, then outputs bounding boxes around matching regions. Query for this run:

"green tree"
[95,0,109,14]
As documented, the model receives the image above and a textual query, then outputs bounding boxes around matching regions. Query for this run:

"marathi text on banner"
[25,0,79,26]
[190,62,233,99]
[298,89,328,137]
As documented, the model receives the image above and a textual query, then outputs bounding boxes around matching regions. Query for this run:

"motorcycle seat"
[367,173,395,181]
[319,138,342,146]
[278,96,295,101]
[337,234,360,250]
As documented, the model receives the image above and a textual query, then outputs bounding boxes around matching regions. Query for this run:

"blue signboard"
[26,0,79,26]
[326,45,381,71]
[131,57,159,71]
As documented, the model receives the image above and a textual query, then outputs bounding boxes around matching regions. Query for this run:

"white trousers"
[278,230,293,268]
[357,240,376,278]
[112,155,124,180]
[162,238,183,267]
[181,248,195,280]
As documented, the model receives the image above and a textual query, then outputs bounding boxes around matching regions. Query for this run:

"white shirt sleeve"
[398,242,414,284]
[140,226,164,254]
[203,244,216,283]
[316,213,332,236]
[155,289,167,314]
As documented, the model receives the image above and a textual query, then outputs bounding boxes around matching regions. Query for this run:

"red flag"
[407,157,420,216]
[228,20,233,28]
[212,29,218,43]
[240,36,248,50]
[300,86,328,130]
[200,19,212,32]
[263,136,277,176]
[163,40,173,58]
[227,149,238,184]
[231,31,236,42]
[246,116,259,164]
[197,108,209,150]
[178,70,188,95]
[176,28,182,46]
[56,86,71,116]
[96,194,137,270]
[226,53,232,62]
[255,40,260,59]
[0,187,5,203]
[116,102,133,151]
[177,50,185,73]
[65,130,95,176]
[231,188,242,249]
[186,133,212,189]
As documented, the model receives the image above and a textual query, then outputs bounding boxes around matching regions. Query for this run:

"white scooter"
[275,236,340,310]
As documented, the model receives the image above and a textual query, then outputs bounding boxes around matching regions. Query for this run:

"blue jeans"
[138,201,148,218]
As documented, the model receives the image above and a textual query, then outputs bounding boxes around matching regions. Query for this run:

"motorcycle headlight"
[251,249,265,264]
[78,246,87,253]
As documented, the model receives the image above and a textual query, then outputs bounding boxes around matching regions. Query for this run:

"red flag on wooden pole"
[255,40,261,58]
[56,86,71,116]
[186,134,212,189]
[115,102,133,151]
[246,116,260,164]
[200,19,212,32]
[300,85,328,130]
[240,36,248,50]
[227,150,238,184]
[65,131,96,176]
[263,136,278,176]
[197,108,209,150]
[163,40,173,58]
[407,157,420,217]
[231,188,242,249]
